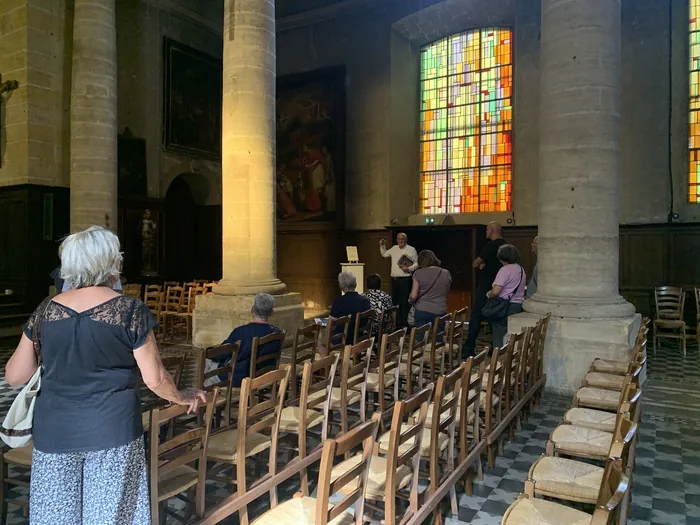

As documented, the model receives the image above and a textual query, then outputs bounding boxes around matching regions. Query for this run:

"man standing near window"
[463,221,506,357]
[380,233,418,327]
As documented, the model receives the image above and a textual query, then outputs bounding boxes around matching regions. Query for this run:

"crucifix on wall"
[0,74,20,168]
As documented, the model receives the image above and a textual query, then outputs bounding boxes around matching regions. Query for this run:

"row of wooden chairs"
[501,319,649,525]
[189,311,551,525]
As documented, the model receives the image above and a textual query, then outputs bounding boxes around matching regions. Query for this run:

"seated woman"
[330,271,371,344]
[212,293,282,386]
[487,244,526,349]
[362,273,393,312]
[409,250,452,329]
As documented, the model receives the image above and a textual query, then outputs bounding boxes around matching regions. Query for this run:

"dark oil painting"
[276,67,345,227]
[163,38,222,160]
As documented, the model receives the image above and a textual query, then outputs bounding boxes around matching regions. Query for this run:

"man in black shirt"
[464,222,506,357]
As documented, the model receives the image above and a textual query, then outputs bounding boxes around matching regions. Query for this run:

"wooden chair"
[332,386,433,525]
[501,461,629,525]
[376,305,399,347]
[148,389,218,525]
[144,285,165,336]
[399,324,429,397]
[204,282,216,294]
[502,330,526,439]
[564,384,641,434]
[573,363,642,412]
[546,391,642,463]
[140,353,186,429]
[353,308,376,345]
[198,342,239,428]
[253,417,380,525]
[161,286,185,342]
[206,366,291,525]
[362,328,405,431]
[590,325,649,376]
[460,349,489,495]
[171,286,200,343]
[425,312,454,382]
[483,344,509,467]
[653,285,686,355]
[326,339,373,437]
[532,313,550,405]
[250,331,286,380]
[279,354,339,496]
[289,323,322,401]
[0,445,32,521]
[583,353,647,391]
[321,315,351,358]
[123,283,142,299]
[528,418,637,514]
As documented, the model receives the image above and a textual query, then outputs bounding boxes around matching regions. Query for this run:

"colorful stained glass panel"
[692,1,700,203]
[420,28,513,214]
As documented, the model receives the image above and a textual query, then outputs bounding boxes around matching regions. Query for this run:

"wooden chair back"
[339,338,374,430]
[140,353,186,413]
[534,314,550,383]
[460,349,488,449]
[204,282,216,294]
[484,344,509,439]
[315,417,380,525]
[376,328,406,423]
[427,312,454,381]
[353,308,376,344]
[609,416,638,466]
[148,389,218,524]
[655,286,685,320]
[234,367,291,522]
[450,307,469,370]
[250,330,286,380]
[144,285,164,315]
[402,324,430,396]
[384,386,434,524]
[518,326,536,401]
[290,323,322,400]
[377,305,399,344]
[164,286,185,313]
[589,461,629,525]
[326,315,351,355]
[301,354,340,441]
[199,343,239,426]
[505,330,525,413]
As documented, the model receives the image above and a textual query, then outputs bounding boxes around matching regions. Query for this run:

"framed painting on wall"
[276,66,345,229]
[163,37,222,160]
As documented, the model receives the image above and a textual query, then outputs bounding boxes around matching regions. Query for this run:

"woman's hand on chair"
[177,388,207,414]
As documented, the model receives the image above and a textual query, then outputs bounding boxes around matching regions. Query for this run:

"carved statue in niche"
[140,209,158,276]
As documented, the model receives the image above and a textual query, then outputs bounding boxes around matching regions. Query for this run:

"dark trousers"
[392,276,412,328]
[414,309,444,342]
[491,303,524,349]
[464,286,488,355]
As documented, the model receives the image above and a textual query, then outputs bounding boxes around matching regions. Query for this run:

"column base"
[524,294,636,319]
[193,292,304,349]
[508,312,641,396]
[214,278,287,296]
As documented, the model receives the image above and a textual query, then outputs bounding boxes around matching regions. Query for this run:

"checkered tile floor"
[0,337,698,524]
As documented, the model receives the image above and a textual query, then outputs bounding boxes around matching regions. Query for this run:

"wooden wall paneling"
[669,228,700,286]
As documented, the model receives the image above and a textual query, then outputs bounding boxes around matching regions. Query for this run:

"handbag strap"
[506,266,525,303]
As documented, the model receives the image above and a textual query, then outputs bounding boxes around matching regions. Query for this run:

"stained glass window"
[691,0,700,202]
[420,28,513,214]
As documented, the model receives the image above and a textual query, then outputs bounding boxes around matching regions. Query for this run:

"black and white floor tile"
[0,337,698,523]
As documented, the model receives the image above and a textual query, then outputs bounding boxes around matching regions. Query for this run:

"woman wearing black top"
[5,226,205,525]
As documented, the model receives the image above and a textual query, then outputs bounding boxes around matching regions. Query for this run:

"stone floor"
[0,337,697,524]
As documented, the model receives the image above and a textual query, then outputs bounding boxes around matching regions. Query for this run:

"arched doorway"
[164,176,196,281]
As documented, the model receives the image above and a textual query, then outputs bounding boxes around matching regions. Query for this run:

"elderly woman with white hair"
[5,226,205,525]
[211,293,283,385]
[330,271,371,344]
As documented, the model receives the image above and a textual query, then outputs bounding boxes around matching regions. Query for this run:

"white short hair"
[252,293,275,319]
[60,226,123,289]
[338,271,357,292]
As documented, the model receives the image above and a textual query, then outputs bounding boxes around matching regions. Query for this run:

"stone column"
[70,0,118,232]
[193,0,303,348]
[215,0,286,296]
[509,0,639,394]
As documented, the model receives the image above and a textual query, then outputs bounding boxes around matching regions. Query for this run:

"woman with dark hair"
[487,244,527,348]
[408,250,452,328]
[362,273,393,312]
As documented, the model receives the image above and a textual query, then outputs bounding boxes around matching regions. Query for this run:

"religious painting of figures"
[163,37,222,160]
[276,67,345,227]
[117,128,147,198]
